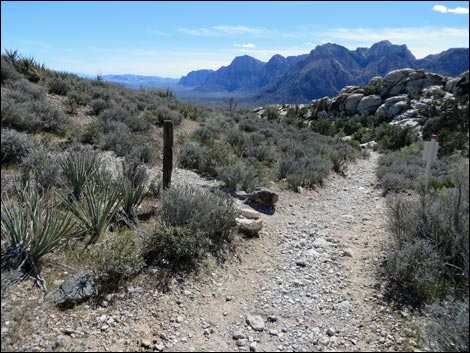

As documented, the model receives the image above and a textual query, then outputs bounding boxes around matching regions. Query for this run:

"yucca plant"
[64,183,123,245]
[119,179,148,225]
[61,149,100,200]
[1,185,77,290]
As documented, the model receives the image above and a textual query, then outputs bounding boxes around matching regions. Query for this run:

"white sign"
[423,140,439,163]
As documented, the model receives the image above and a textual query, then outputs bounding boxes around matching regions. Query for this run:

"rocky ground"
[1,152,423,352]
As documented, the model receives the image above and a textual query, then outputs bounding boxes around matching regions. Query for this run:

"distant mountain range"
[101,41,469,106]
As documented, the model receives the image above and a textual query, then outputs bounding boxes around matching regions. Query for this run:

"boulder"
[236,217,263,236]
[44,272,97,305]
[238,207,261,220]
[388,101,409,116]
[356,95,382,114]
[247,188,279,208]
[383,68,415,83]
[344,94,364,113]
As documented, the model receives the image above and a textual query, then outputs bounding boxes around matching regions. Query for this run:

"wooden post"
[163,120,174,190]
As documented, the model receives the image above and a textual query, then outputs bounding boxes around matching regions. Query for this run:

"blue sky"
[1,1,469,77]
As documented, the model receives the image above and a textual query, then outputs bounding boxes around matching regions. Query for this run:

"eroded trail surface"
[2,152,412,352]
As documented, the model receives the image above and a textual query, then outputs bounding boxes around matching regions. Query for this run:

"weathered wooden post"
[422,134,439,189]
[163,120,174,190]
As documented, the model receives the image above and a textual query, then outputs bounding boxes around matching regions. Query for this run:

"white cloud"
[433,4,469,14]
[178,25,266,37]
[234,43,256,48]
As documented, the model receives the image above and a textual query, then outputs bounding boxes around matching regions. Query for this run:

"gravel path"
[1,152,415,352]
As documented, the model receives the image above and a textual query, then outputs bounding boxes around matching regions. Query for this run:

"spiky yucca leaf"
[65,183,123,245]
[1,187,77,285]
[120,179,148,223]
[61,150,100,200]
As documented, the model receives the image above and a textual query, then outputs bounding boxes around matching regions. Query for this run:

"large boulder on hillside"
[344,93,364,113]
[445,71,469,95]
[356,95,382,114]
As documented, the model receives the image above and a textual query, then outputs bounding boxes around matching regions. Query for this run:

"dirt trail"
[89,151,407,352]
[1,152,413,352]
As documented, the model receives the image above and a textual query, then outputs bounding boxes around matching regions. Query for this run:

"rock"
[44,272,97,305]
[141,339,152,348]
[267,315,278,322]
[238,207,261,220]
[344,94,364,113]
[269,329,279,336]
[176,316,184,323]
[233,331,246,339]
[295,259,308,267]
[236,217,263,236]
[313,237,330,248]
[337,301,351,310]
[356,95,382,114]
[326,327,336,336]
[233,190,248,200]
[305,249,320,257]
[154,344,165,351]
[237,338,247,347]
[246,315,265,332]
[249,342,257,352]
[247,188,279,207]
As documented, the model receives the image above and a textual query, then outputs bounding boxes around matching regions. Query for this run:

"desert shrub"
[386,238,445,303]
[374,123,418,151]
[20,148,62,191]
[89,98,109,115]
[386,167,469,302]
[161,184,237,249]
[1,129,34,165]
[178,141,207,171]
[6,78,46,102]
[217,163,264,192]
[422,300,469,352]
[311,117,337,136]
[100,120,132,156]
[91,231,145,293]
[143,226,210,269]
[46,76,71,96]
[198,144,236,177]
[194,123,220,142]
[377,151,425,192]
[263,105,280,121]
[1,56,23,83]
[153,105,182,126]
[2,99,70,134]
[238,117,259,132]
[279,154,333,189]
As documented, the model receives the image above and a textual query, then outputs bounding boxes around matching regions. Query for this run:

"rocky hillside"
[255,68,469,136]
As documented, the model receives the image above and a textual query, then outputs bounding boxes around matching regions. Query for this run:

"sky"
[1,1,469,78]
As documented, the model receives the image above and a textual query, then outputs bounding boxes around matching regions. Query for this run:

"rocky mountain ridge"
[254,68,469,134]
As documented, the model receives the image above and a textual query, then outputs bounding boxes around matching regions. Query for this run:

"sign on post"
[422,134,439,188]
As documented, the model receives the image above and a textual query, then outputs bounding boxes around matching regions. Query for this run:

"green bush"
[279,154,333,189]
[91,231,145,293]
[374,123,418,151]
[46,76,71,96]
[143,226,210,269]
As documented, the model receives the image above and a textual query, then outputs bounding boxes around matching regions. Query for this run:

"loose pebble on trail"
[2,152,414,352]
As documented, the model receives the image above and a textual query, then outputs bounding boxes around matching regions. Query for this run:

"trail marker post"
[422,134,439,189]
[163,120,174,190]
